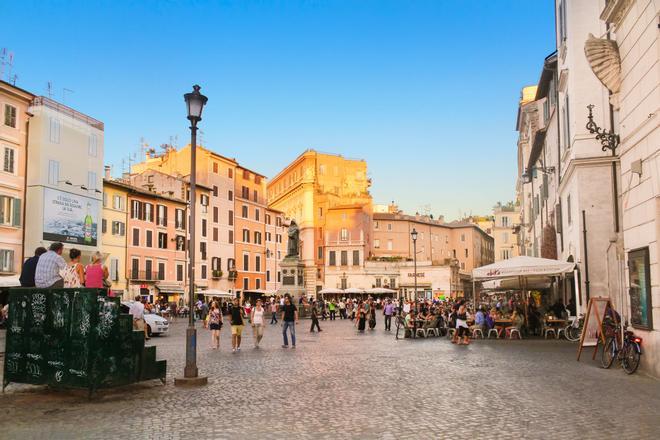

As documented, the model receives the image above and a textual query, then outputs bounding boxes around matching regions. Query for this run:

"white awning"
[365,287,397,295]
[318,288,344,294]
[344,287,365,294]
[202,289,234,298]
[481,277,553,291]
[472,256,575,281]
[156,282,185,294]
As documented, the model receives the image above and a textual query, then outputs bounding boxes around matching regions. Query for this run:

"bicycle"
[563,314,584,342]
[600,324,643,374]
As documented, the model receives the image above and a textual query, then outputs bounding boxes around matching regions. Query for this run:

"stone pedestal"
[277,256,306,300]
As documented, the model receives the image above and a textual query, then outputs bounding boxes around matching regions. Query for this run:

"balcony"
[212,270,223,279]
[129,270,165,281]
[227,270,238,281]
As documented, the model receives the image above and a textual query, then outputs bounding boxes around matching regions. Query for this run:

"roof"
[526,128,547,171]
[373,212,493,239]
[103,178,187,205]
[535,51,558,100]
[0,79,35,101]
[30,96,103,130]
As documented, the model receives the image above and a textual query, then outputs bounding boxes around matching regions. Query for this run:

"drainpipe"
[21,112,32,265]
[582,210,590,302]
[606,22,620,234]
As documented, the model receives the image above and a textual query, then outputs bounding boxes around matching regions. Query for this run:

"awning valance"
[472,256,575,281]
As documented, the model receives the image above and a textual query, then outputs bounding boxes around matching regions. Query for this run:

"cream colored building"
[267,150,372,297]
[492,202,520,261]
[24,96,104,263]
[101,173,128,296]
[0,80,33,277]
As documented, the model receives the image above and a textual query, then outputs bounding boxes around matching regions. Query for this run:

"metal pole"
[184,121,199,379]
[413,238,417,311]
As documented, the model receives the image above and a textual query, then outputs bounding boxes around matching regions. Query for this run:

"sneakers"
[292,345,296,349]
[232,348,236,353]
[282,345,288,348]
[237,347,241,352]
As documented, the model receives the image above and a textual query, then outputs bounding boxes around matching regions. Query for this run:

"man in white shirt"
[403,301,411,314]
[34,242,67,288]
[129,295,149,340]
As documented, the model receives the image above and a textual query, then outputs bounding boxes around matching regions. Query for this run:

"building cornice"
[600,0,634,29]
[558,155,620,194]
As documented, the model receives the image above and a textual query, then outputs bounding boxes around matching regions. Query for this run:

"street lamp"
[411,228,418,311]
[175,85,208,387]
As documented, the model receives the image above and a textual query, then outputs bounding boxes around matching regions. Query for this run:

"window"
[461,262,465,270]
[340,228,348,241]
[341,250,348,266]
[213,227,218,242]
[200,241,206,260]
[629,248,653,329]
[201,264,207,279]
[48,160,60,185]
[112,221,125,236]
[255,255,261,272]
[243,278,249,290]
[567,194,572,225]
[318,246,323,259]
[176,264,184,282]
[329,251,336,266]
[502,249,510,260]
[374,239,380,249]
[49,117,60,143]
[558,0,567,42]
[157,204,167,226]
[212,206,218,223]
[145,260,153,280]
[277,271,281,282]
[390,278,396,288]
[265,214,271,225]
[146,230,153,247]
[0,196,20,226]
[212,256,221,271]
[88,134,98,157]
[110,258,119,281]
[266,270,271,282]
[213,162,218,173]
[158,232,167,249]
[375,278,382,288]
[228,210,233,226]
[461,234,465,242]
[242,205,248,218]
[243,169,250,179]
[503,232,509,244]
[213,185,218,197]
[318,207,323,217]
[4,104,17,128]
[131,258,139,279]
[132,228,140,246]
[241,186,249,199]
[254,231,262,244]
[228,230,234,244]
[228,258,236,270]
[255,208,260,222]
[175,235,185,251]
[374,221,378,229]
[3,147,15,174]
[387,240,393,251]
[112,195,123,210]
[243,253,249,271]
[201,219,207,237]
[158,262,165,280]
[242,229,250,243]
[255,278,261,289]
[253,189,258,202]
[353,250,360,266]
[200,194,209,213]
[228,168,233,178]
[228,190,233,201]
[266,232,272,242]
[175,208,185,229]
[340,278,347,290]
[387,223,392,231]
[276,234,282,243]
[501,216,509,227]
[0,249,14,272]
[562,94,571,149]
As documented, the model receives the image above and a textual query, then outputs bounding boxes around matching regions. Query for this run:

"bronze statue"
[286,220,299,258]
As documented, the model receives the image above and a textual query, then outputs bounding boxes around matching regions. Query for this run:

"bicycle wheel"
[622,343,641,374]
[566,325,582,342]
[601,338,616,369]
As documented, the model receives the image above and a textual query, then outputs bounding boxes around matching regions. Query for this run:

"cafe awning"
[156,282,185,294]
[202,289,234,298]
[319,288,344,295]
[472,256,575,281]
[365,287,397,295]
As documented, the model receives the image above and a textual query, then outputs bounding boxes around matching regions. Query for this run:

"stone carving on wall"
[584,33,622,110]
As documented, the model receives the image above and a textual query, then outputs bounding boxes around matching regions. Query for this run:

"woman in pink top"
[85,251,109,288]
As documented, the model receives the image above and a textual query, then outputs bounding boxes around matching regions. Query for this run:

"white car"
[121,302,170,337]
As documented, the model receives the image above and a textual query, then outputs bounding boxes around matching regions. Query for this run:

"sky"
[3,0,555,220]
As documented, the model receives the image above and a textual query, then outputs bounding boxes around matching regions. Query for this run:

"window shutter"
[163,206,168,226]
[102,218,107,233]
[12,198,21,226]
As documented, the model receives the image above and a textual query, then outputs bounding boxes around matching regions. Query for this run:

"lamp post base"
[174,326,208,387]
[174,376,208,387]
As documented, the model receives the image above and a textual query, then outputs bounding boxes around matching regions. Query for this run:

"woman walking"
[455,301,470,345]
[208,301,223,349]
[356,301,366,332]
[85,251,109,288]
[368,298,377,330]
[230,298,245,353]
[250,299,265,348]
[62,248,84,288]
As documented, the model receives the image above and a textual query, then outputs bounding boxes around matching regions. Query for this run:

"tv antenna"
[62,88,74,104]
[0,48,15,82]
[46,81,54,98]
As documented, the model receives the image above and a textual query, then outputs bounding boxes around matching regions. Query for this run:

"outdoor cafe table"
[545,318,567,337]
[494,319,513,338]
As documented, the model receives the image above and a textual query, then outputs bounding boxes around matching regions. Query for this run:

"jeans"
[330,310,336,320]
[271,312,278,324]
[384,314,392,331]
[282,320,296,346]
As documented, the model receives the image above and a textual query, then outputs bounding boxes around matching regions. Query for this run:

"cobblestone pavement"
[1,318,660,440]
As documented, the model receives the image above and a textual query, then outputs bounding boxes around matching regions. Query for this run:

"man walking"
[129,295,149,340]
[338,299,346,319]
[280,295,298,348]
[384,299,395,331]
[310,301,322,333]
[20,247,47,287]
[270,298,278,324]
[35,242,67,288]
[328,300,336,320]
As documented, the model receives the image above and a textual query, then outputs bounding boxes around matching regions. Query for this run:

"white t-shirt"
[129,301,145,320]
[403,303,411,313]
[252,307,264,325]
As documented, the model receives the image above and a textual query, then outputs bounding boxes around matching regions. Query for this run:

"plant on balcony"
[212,270,223,279]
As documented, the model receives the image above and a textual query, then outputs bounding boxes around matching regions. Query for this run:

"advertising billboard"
[43,188,100,246]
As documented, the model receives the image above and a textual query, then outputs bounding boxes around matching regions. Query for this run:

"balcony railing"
[129,270,165,281]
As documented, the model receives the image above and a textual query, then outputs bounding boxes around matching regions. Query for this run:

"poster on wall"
[43,188,100,246]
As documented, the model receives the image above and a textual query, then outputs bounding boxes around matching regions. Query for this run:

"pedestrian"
[251,299,265,348]
[230,298,245,353]
[455,301,470,345]
[34,242,67,288]
[280,295,298,348]
[208,301,223,349]
[19,247,47,287]
[356,301,366,332]
[62,248,85,288]
[338,299,346,319]
[129,295,149,340]
[310,301,322,332]
[383,299,394,331]
[85,251,109,288]
[270,298,278,324]
[328,300,336,320]
[368,298,377,330]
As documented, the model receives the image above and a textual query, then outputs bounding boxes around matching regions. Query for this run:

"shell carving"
[584,33,622,109]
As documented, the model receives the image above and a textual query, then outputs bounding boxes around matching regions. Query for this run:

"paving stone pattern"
[1,318,659,439]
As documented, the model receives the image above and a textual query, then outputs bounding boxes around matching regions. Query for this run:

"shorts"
[231,325,244,336]
[209,323,221,331]
[133,318,145,331]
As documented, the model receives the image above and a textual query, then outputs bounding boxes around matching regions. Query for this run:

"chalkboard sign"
[3,288,167,395]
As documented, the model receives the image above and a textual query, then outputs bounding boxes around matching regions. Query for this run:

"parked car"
[120,302,170,337]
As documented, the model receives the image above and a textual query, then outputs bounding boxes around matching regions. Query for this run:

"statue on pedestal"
[286,220,299,258]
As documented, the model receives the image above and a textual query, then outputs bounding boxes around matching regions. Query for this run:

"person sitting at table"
[473,307,486,332]
[485,309,495,331]
[404,310,416,337]
[551,299,566,319]
[505,309,523,338]
[494,311,508,337]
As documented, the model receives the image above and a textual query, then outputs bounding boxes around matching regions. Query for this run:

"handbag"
[103,278,112,288]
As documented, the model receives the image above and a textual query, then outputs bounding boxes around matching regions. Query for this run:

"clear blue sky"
[4,0,555,220]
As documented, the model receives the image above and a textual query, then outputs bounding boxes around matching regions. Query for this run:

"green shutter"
[12,198,21,227]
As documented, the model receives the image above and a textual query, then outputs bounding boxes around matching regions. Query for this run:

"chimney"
[104,165,111,180]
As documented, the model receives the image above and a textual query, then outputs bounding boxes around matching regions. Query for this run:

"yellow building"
[102,176,129,297]
[267,150,372,297]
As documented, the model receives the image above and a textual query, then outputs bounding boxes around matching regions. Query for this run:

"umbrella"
[318,288,344,294]
[344,287,365,294]
[365,287,397,295]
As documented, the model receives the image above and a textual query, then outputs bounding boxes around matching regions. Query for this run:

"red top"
[85,263,105,288]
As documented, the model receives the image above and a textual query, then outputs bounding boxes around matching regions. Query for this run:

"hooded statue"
[286,220,299,258]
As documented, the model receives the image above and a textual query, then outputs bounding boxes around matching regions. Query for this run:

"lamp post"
[175,85,208,387]
[411,228,418,311]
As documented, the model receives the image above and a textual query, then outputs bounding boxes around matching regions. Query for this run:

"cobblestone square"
[1,319,660,439]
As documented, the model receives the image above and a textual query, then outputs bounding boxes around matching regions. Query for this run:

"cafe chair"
[471,328,484,339]
[555,327,566,340]
[507,328,522,339]
[543,326,556,339]
[487,328,500,339]
[425,327,439,337]
[416,327,427,338]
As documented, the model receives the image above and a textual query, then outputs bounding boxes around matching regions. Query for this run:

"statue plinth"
[277,255,306,300]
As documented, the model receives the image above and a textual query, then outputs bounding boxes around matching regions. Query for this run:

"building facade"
[492,202,521,261]
[0,81,33,277]
[101,175,129,296]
